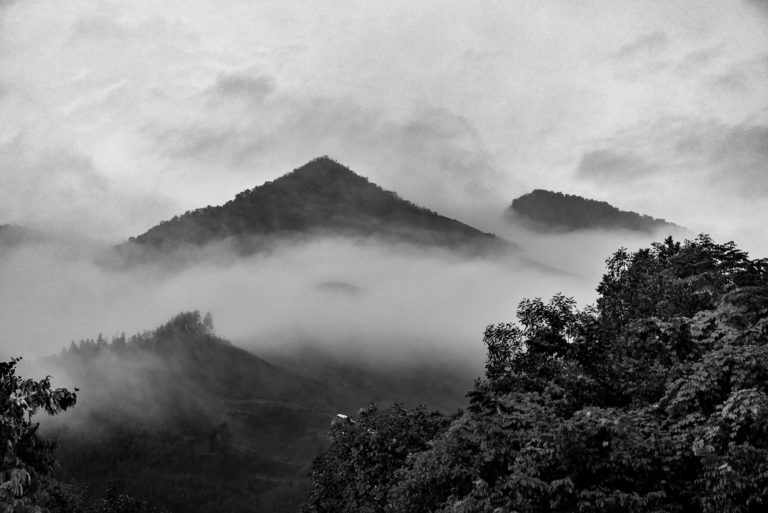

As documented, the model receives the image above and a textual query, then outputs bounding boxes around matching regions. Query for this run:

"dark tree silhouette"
[302,235,768,513]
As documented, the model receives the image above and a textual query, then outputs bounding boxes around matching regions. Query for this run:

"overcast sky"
[1,0,767,255]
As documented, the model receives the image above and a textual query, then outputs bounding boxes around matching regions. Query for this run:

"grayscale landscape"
[1,2,767,513]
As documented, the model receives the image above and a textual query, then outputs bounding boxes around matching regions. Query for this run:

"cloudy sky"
[1,0,767,255]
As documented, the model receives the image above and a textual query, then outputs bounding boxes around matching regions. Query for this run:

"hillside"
[41,312,473,513]
[44,313,326,513]
[121,157,500,260]
[507,189,680,233]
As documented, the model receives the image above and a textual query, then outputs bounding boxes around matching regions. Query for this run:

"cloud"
[158,125,256,164]
[576,150,657,181]
[0,133,170,239]
[747,0,768,15]
[151,87,508,230]
[617,31,669,59]
[71,15,130,39]
[576,118,768,193]
[569,116,768,255]
[654,118,768,196]
[0,234,598,364]
[706,124,768,195]
[674,45,724,75]
[0,134,106,218]
[207,73,275,101]
[709,53,768,94]
[372,109,510,226]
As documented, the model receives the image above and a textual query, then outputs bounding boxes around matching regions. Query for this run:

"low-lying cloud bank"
[2,226,679,367]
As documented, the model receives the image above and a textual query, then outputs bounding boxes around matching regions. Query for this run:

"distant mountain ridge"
[507,189,680,233]
[122,156,501,259]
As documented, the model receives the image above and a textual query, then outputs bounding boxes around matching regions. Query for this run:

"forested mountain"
[507,189,680,233]
[303,235,768,513]
[29,312,472,513]
[43,313,330,513]
[120,157,501,261]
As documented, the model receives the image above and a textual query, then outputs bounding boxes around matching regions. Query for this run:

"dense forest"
[3,234,767,512]
[508,190,679,233]
[302,235,768,512]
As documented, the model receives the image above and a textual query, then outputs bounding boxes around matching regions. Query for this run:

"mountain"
[42,312,473,513]
[45,313,335,513]
[121,156,501,260]
[506,189,681,233]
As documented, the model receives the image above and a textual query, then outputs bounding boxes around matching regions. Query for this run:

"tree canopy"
[1,358,77,512]
[302,235,768,513]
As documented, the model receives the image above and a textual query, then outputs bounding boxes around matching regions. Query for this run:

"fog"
[3,226,676,368]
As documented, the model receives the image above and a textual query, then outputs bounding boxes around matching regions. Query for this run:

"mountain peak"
[506,189,682,233]
[278,156,361,183]
[296,155,352,173]
[236,155,374,200]
[122,158,500,260]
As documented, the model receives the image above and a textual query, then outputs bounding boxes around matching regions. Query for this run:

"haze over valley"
[1,2,767,512]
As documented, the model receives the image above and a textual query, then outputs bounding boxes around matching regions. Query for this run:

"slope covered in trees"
[507,189,680,233]
[121,157,500,261]
[302,235,768,512]
[43,312,338,513]
[38,312,472,513]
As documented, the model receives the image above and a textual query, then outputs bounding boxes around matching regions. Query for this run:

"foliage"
[38,480,170,513]
[301,405,449,513]
[0,358,77,512]
[302,234,768,512]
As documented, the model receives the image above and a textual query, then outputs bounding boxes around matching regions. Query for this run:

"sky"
[1,0,767,255]
[1,0,768,361]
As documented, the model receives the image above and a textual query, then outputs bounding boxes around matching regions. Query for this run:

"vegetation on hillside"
[302,234,768,512]
[1,357,170,512]
[40,311,472,513]
[123,156,498,259]
[508,189,679,233]
[48,312,327,513]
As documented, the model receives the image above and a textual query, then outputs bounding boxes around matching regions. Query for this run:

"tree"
[301,404,448,513]
[1,358,77,512]
[302,235,768,512]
